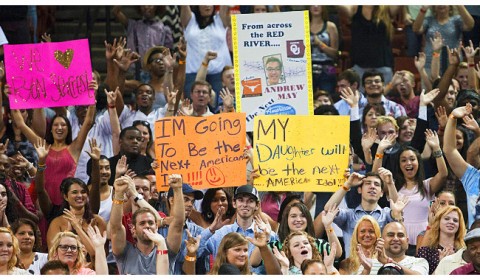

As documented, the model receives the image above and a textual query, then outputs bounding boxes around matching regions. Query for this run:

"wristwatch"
[134,194,144,203]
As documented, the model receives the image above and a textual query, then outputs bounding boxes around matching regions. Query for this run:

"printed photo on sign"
[263,54,285,86]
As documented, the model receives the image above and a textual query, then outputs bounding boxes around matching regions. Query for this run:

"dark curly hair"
[11,218,42,252]
[60,177,94,224]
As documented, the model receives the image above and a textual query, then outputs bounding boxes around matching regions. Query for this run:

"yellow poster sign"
[253,115,349,192]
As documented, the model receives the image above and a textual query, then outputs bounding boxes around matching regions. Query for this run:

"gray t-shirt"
[114,242,175,275]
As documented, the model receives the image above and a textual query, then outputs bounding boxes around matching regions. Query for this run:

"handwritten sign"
[232,11,313,131]
[4,39,95,109]
[154,113,247,191]
[253,115,349,192]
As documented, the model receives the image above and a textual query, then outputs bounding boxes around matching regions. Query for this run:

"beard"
[367,93,382,99]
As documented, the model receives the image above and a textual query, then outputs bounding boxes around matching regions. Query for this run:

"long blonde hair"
[0,227,20,272]
[346,216,381,273]
[373,6,394,40]
[48,231,86,273]
[424,206,466,250]
[210,232,250,275]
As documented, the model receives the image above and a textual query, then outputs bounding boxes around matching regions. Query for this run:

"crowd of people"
[0,4,480,275]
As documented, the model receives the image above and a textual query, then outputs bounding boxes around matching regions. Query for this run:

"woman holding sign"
[10,81,96,207]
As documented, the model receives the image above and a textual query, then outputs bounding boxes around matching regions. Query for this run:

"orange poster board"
[154,113,247,191]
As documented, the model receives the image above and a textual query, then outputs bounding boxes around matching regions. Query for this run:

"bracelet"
[202,61,208,67]
[37,163,46,168]
[469,63,475,68]
[432,52,440,58]
[178,59,185,65]
[420,8,427,14]
[426,225,431,230]
[37,165,47,172]
[449,114,456,120]
[156,249,168,255]
[342,184,349,191]
[113,199,124,205]
[327,227,334,233]
[185,255,196,262]
[108,104,116,109]
[432,150,443,158]
[375,153,384,159]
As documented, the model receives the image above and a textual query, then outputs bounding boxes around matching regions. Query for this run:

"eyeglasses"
[133,120,150,127]
[58,245,79,252]
[364,79,383,85]
[149,58,163,64]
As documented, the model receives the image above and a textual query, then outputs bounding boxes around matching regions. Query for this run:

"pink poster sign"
[4,39,95,109]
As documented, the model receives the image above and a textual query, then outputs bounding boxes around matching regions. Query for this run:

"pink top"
[74,267,96,275]
[44,148,77,205]
[398,178,434,245]
[261,193,286,221]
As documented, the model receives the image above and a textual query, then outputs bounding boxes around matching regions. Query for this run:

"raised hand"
[41,33,52,43]
[461,40,479,60]
[33,139,50,160]
[162,48,176,71]
[86,224,107,247]
[254,214,272,235]
[219,87,234,109]
[420,88,440,106]
[321,203,339,228]
[246,224,269,248]
[377,134,396,152]
[414,52,426,70]
[113,175,131,195]
[272,246,289,269]
[435,106,448,128]
[339,87,359,108]
[165,87,178,107]
[105,87,120,106]
[86,138,102,160]
[425,129,441,151]
[184,229,201,254]
[179,98,193,116]
[361,128,377,150]
[209,206,230,233]
[390,196,409,215]
[143,228,167,246]
[430,31,444,53]
[114,49,140,72]
[344,172,365,189]
[204,51,218,63]
[462,114,480,133]
[451,104,473,119]
[176,37,187,60]
[323,241,337,270]
[377,167,394,185]
[447,46,460,65]
[0,139,9,155]
[168,174,182,189]
[0,60,4,80]
[115,155,128,176]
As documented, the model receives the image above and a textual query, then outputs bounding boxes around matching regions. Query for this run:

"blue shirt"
[197,220,278,275]
[334,205,394,257]
[158,221,213,275]
[460,164,480,228]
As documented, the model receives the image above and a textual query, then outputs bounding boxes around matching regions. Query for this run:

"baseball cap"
[464,228,480,243]
[234,185,259,201]
[167,183,204,200]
